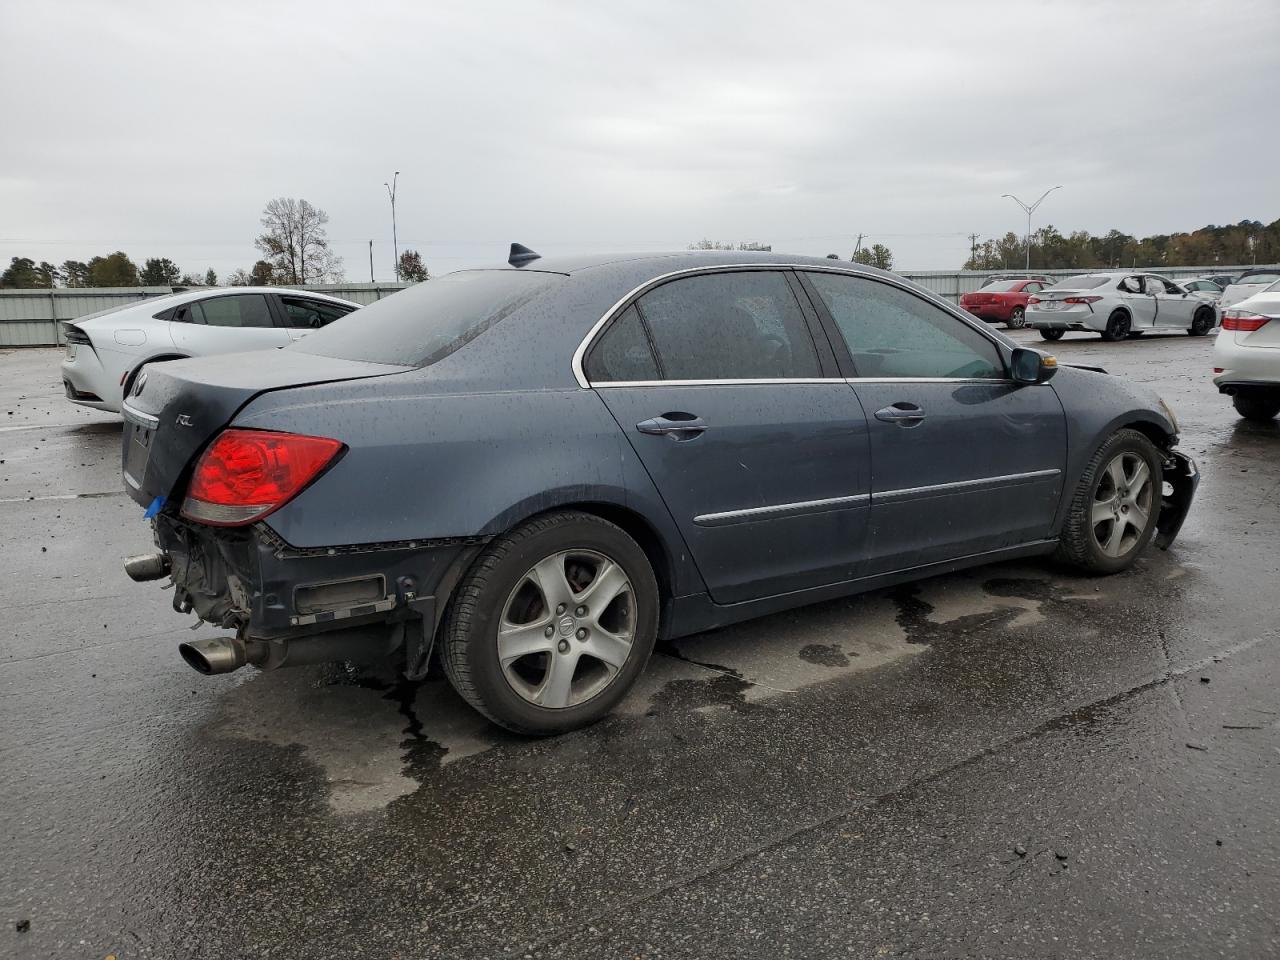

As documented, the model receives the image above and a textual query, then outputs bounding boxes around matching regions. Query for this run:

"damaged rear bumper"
[1154,450,1198,550]
[138,514,485,677]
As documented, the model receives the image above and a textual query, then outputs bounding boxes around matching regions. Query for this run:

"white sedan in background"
[1219,268,1280,311]
[1213,279,1280,421]
[59,287,358,413]
[1026,272,1218,342]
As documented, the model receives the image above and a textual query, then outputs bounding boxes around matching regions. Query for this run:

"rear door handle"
[875,403,926,425]
[637,413,706,440]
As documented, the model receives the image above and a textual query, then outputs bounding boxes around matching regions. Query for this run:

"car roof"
[472,250,896,278]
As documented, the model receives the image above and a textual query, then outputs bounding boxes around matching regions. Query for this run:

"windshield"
[290,270,563,367]
[1049,275,1110,290]
[1237,271,1280,285]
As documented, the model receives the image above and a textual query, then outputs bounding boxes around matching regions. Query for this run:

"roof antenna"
[509,243,541,267]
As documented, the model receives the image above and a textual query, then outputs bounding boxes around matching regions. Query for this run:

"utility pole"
[852,233,865,260]
[1001,186,1062,270]
[368,241,375,283]
[968,232,980,266]
[384,171,400,282]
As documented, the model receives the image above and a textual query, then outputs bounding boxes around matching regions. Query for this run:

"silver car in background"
[60,287,359,413]
[1026,272,1218,342]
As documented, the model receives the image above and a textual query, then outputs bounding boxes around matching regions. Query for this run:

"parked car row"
[60,287,359,412]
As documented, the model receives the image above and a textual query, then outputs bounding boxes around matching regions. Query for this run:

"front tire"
[1040,328,1065,341]
[1232,391,1280,422]
[1101,310,1131,342]
[1007,306,1027,329]
[1056,429,1162,574]
[441,510,659,735]
[1188,307,1214,336]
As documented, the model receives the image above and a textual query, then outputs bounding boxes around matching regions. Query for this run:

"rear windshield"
[1049,275,1110,290]
[978,280,1021,292]
[1237,271,1280,285]
[289,270,563,367]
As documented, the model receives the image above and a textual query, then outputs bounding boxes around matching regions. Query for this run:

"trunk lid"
[122,350,408,508]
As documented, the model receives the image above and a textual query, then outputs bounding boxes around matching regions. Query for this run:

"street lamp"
[384,171,400,281]
[1001,186,1062,270]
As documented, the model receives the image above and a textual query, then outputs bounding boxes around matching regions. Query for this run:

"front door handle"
[875,402,927,425]
[637,413,706,440]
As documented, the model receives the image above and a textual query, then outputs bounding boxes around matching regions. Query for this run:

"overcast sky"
[2,0,1277,280]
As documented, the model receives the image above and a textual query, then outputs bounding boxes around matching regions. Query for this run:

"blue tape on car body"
[143,495,165,519]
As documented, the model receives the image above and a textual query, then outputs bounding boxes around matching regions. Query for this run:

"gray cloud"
[2,0,1276,277]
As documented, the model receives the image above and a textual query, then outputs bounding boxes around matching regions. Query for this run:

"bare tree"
[255,198,343,284]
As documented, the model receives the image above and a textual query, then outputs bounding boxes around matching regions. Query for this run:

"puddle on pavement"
[200,567,1113,815]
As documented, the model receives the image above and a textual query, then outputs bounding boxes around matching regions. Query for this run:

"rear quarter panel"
[232,377,707,598]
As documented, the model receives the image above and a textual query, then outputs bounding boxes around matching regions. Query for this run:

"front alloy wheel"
[1056,428,1163,574]
[1090,452,1154,558]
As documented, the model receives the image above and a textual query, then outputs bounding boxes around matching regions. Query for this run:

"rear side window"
[634,271,820,380]
[194,294,274,328]
[291,271,561,367]
[1052,275,1110,290]
[279,296,355,329]
[584,306,659,382]
[803,272,1004,380]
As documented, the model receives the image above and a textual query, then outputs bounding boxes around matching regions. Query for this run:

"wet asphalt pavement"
[2,331,1278,959]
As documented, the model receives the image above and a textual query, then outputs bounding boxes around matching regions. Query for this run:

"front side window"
[803,272,1004,380]
[584,305,659,382]
[634,271,820,380]
[280,296,355,329]
[194,294,274,328]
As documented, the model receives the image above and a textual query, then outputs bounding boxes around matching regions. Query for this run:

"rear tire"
[1040,328,1065,341]
[1007,306,1027,329]
[1056,429,1162,574]
[1232,391,1280,422]
[1188,307,1214,336]
[441,510,659,735]
[1101,310,1131,342]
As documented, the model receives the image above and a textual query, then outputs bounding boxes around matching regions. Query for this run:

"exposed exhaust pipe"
[179,636,259,675]
[178,626,403,676]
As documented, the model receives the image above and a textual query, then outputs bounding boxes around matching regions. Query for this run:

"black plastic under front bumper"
[1154,450,1198,550]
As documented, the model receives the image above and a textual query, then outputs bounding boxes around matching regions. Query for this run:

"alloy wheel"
[1008,306,1026,329]
[497,549,636,709]
[1091,452,1154,557]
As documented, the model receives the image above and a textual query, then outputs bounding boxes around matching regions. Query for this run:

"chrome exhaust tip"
[179,637,248,675]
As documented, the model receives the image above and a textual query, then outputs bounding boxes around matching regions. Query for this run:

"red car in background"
[960,279,1051,329]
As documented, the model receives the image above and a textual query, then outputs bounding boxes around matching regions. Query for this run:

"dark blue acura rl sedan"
[122,248,1197,734]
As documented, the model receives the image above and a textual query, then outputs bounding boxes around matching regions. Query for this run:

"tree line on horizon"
[0,197,430,290]
[963,218,1279,271]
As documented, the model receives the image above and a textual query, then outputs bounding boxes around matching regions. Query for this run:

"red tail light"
[182,429,345,526]
[1222,310,1271,332]
[1063,296,1103,304]
[1027,297,1040,304]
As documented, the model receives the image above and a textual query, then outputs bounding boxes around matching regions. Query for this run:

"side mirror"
[1011,347,1058,384]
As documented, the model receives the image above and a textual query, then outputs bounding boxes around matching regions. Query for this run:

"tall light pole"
[1001,185,1062,270]
[384,171,400,281]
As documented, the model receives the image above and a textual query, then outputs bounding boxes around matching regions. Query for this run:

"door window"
[193,294,275,328]
[635,271,820,380]
[279,296,355,329]
[584,305,659,382]
[803,272,1004,380]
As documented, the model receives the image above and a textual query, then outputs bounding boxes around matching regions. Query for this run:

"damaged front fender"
[1154,450,1198,550]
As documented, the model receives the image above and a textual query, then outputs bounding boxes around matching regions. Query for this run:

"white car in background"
[1213,279,1280,421]
[1175,277,1225,301]
[1219,268,1280,310]
[59,287,359,413]
[1026,271,1218,342]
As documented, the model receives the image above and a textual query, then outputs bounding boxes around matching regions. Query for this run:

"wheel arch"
[123,353,189,395]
